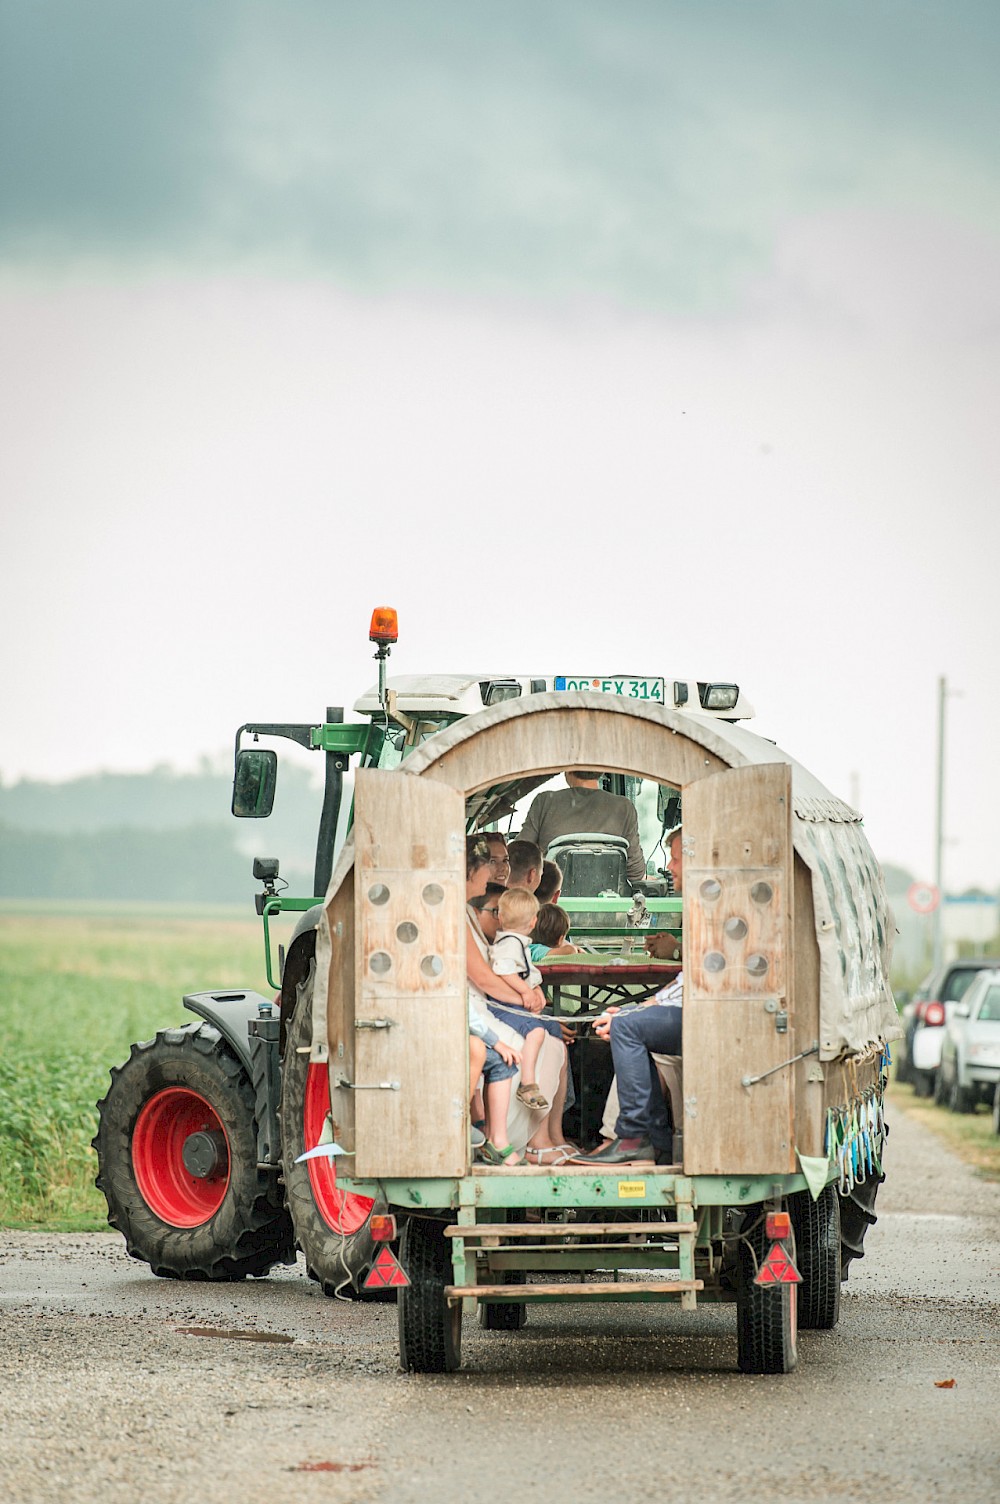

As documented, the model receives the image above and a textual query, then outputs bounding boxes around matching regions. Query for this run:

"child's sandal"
[476,1140,522,1167]
[515,1082,549,1111]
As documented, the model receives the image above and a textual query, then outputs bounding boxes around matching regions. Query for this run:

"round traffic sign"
[907,882,940,915]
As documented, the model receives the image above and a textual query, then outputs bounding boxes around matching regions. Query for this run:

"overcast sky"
[1,1,998,892]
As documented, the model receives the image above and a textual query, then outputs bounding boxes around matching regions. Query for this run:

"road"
[2,1106,998,1504]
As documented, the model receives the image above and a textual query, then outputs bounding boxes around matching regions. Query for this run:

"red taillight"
[924,1001,946,1027]
[914,1000,927,1020]
[765,1211,792,1240]
[369,1214,397,1242]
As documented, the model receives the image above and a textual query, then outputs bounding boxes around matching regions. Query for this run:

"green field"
[0,906,270,1230]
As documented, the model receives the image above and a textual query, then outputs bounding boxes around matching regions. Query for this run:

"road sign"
[908,882,941,915]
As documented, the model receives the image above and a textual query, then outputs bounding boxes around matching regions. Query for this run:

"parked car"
[897,958,1000,1097]
[937,969,1000,1112]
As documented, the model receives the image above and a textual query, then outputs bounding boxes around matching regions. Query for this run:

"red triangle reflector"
[754,1240,802,1286]
[363,1245,410,1289]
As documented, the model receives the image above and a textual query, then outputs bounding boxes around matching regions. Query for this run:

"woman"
[466,835,573,1164]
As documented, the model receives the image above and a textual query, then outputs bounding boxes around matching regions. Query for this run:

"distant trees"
[0,763,319,902]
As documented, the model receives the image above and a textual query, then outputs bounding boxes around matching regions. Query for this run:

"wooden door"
[350,769,468,1179]
[681,763,796,1174]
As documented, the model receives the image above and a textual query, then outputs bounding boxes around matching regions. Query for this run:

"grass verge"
[888,1077,1000,1182]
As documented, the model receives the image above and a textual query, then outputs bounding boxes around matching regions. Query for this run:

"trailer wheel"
[787,1185,841,1330]
[478,1270,528,1331]
[398,1217,462,1373]
[93,1024,294,1280]
[736,1211,798,1374]
[279,983,381,1298]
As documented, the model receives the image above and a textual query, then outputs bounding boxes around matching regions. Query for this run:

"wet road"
[2,1106,998,1504]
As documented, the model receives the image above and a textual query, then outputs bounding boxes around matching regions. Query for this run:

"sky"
[1,1,998,892]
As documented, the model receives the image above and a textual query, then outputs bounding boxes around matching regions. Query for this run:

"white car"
[937,969,1000,1113]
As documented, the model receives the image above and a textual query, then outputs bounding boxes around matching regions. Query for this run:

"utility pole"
[932,675,946,971]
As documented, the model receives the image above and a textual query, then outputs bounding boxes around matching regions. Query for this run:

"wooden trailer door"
[350,769,469,1180]
[682,762,795,1175]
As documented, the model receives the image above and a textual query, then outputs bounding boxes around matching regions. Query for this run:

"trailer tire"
[398,1217,462,1373]
[279,981,383,1299]
[478,1270,528,1331]
[787,1185,841,1330]
[93,1024,294,1281]
[736,1211,798,1374]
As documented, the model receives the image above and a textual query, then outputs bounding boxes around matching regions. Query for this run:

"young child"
[489,886,550,1112]
[468,989,523,1165]
[530,902,580,959]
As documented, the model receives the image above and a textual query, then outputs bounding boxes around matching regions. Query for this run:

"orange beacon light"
[369,607,399,645]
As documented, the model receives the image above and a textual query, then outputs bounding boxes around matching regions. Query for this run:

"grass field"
[0,907,269,1231]
[887,1076,1000,1181]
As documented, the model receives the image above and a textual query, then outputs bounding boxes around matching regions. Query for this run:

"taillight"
[914,1000,927,1021]
[923,1001,945,1027]
[369,1214,397,1242]
[765,1211,791,1240]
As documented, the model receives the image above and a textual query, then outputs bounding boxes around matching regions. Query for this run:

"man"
[518,771,646,886]
[574,828,684,1166]
[506,839,543,893]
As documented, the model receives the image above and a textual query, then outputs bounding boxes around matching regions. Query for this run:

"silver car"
[937,968,1000,1113]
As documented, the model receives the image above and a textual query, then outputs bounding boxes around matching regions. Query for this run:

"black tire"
[93,1023,294,1280]
[948,1076,976,1114]
[992,1083,1000,1135]
[736,1209,797,1374]
[839,1159,885,1280]
[912,1069,934,1098]
[279,978,382,1299]
[478,1270,528,1331]
[933,1064,949,1106]
[787,1185,841,1330]
[398,1216,463,1373]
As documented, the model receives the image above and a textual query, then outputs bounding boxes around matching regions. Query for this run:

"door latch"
[354,1018,395,1030]
[336,1077,400,1091]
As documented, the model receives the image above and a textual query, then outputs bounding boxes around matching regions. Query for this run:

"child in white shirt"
[489,886,550,1111]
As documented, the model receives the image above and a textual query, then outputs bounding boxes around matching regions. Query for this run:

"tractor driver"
[517,770,647,887]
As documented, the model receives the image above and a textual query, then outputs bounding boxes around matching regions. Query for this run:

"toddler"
[489,886,550,1111]
[530,902,579,959]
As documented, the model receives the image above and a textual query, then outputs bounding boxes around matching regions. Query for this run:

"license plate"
[554,676,664,703]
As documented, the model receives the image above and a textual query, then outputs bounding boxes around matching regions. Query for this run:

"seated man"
[572,827,684,1165]
[518,771,646,887]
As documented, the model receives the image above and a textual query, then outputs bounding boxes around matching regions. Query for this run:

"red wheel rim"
[132,1088,231,1227]
[304,1063,373,1235]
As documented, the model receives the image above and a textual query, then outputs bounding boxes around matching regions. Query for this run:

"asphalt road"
[2,1107,998,1504]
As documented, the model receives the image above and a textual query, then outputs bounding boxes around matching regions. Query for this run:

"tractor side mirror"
[656,787,682,831]
[232,749,278,817]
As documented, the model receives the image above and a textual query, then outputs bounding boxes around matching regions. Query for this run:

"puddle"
[175,1326,295,1344]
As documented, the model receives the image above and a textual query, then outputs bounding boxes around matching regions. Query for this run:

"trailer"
[309,689,898,1373]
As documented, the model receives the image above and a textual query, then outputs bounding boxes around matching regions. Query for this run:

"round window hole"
[703,951,726,974]
[700,879,722,902]
[420,954,444,979]
[746,953,769,978]
[369,951,392,976]
[422,883,445,907]
[750,881,773,906]
[724,917,748,941]
[368,883,391,906]
[396,921,419,944]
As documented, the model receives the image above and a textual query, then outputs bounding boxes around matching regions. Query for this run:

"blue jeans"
[482,1044,517,1085]
[486,1000,575,1111]
[610,1005,682,1150]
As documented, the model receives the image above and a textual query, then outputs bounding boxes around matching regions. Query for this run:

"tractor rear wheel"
[93,1024,293,1280]
[478,1270,528,1330]
[735,1210,798,1374]
[279,978,380,1298]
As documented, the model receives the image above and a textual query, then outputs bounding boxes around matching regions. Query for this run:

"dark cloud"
[1,1,997,305]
